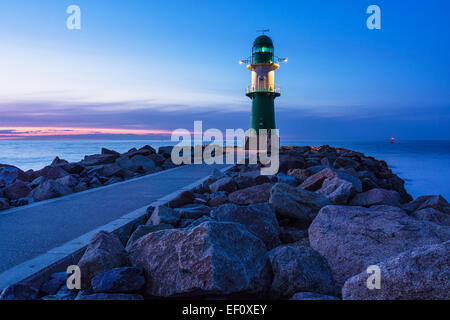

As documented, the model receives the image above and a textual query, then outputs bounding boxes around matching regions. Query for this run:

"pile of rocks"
[2,145,449,300]
[0,146,178,211]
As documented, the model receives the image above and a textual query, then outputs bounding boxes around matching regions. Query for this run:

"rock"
[126,224,173,249]
[287,169,313,183]
[317,177,356,205]
[209,177,238,194]
[41,286,77,300]
[0,164,27,185]
[342,241,450,300]
[300,168,362,193]
[147,153,166,166]
[411,208,450,226]
[74,182,89,193]
[82,154,118,166]
[43,166,69,180]
[76,293,144,300]
[91,267,145,293]
[11,197,34,207]
[269,183,331,222]
[139,145,157,154]
[278,154,305,173]
[148,206,180,226]
[102,163,128,178]
[128,221,271,297]
[208,192,228,207]
[30,176,44,189]
[290,292,339,300]
[233,175,256,189]
[277,173,298,186]
[268,244,337,298]
[0,284,39,300]
[167,190,195,208]
[101,148,120,156]
[89,177,102,188]
[309,205,450,287]
[402,195,450,214]
[51,157,69,166]
[158,146,174,159]
[0,198,10,211]
[3,181,31,200]
[350,188,401,207]
[211,203,281,250]
[40,272,67,296]
[333,156,360,169]
[31,180,73,201]
[117,155,156,173]
[161,158,177,170]
[174,204,211,219]
[56,175,78,189]
[211,168,225,180]
[228,183,272,205]
[77,231,129,289]
[279,227,308,244]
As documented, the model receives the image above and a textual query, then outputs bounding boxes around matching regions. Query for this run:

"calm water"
[0,140,449,200]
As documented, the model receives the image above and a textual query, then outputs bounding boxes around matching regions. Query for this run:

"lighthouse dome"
[252,35,274,64]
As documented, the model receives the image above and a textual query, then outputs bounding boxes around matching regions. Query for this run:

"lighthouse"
[240,33,286,148]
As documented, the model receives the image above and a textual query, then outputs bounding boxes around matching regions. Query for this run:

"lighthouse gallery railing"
[246,85,281,95]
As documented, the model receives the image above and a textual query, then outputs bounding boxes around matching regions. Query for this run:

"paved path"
[0,164,228,276]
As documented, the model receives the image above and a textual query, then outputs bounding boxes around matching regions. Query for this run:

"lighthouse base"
[245,130,280,153]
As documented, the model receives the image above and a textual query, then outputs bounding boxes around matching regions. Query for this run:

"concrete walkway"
[0,164,229,288]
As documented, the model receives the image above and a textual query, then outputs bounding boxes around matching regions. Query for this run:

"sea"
[0,139,449,200]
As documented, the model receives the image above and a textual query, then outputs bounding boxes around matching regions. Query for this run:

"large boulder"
[158,146,174,159]
[0,164,27,185]
[211,203,280,249]
[30,180,73,201]
[167,190,195,208]
[117,155,156,173]
[43,166,69,180]
[300,168,362,193]
[278,154,305,173]
[350,188,401,207]
[56,175,79,189]
[309,205,450,286]
[82,154,118,166]
[228,183,272,205]
[317,177,356,205]
[402,195,450,214]
[342,241,450,300]
[269,183,331,222]
[3,181,31,200]
[91,267,145,293]
[126,224,173,250]
[148,206,180,226]
[128,221,272,298]
[287,169,313,183]
[209,177,238,194]
[77,231,129,289]
[268,244,337,298]
[411,208,450,226]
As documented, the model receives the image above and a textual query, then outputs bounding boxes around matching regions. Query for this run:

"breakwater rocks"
[2,145,449,300]
[0,146,178,210]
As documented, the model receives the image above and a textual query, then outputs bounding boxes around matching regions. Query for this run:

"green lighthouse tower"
[240,33,286,138]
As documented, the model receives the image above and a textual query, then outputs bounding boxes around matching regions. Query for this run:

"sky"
[0,0,449,140]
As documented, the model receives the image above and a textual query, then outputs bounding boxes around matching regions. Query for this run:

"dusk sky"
[0,0,449,140]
